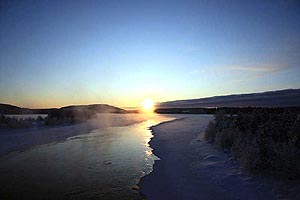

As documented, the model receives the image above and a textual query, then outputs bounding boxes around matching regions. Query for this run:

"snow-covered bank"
[139,115,300,200]
[0,114,148,158]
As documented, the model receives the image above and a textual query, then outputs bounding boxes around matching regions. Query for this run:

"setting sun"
[141,98,154,113]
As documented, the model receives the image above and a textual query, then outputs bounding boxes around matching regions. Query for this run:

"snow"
[139,115,300,200]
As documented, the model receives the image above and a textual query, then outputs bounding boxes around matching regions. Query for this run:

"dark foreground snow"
[139,115,300,200]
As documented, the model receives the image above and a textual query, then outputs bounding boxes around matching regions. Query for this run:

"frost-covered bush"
[204,121,217,143]
[205,108,300,180]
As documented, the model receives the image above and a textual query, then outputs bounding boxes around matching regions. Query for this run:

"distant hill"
[60,104,127,114]
[0,103,127,115]
[158,89,300,108]
[0,104,32,115]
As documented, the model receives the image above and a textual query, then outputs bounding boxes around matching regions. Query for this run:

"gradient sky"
[1,0,300,108]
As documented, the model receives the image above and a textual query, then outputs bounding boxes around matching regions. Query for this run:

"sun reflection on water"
[147,120,151,128]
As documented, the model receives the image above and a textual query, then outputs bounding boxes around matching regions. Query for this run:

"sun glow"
[141,98,154,113]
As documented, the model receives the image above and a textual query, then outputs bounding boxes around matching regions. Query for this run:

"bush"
[205,121,217,143]
[205,108,300,180]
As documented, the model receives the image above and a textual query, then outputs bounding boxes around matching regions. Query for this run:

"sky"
[0,0,300,108]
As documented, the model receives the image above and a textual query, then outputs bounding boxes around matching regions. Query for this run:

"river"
[0,114,174,200]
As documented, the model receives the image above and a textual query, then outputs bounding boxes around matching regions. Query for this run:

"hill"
[158,89,300,108]
[0,103,127,115]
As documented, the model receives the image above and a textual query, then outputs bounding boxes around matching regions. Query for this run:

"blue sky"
[0,0,299,108]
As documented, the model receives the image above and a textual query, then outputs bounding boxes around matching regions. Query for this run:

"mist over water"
[0,114,174,200]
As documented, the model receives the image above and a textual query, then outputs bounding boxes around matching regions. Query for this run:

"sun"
[141,98,154,113]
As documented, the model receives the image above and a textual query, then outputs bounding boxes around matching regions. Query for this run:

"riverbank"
[139,115,300,199]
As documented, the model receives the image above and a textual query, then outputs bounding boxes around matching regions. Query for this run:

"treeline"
[45,109,97,125]
[0,104,128,128]
[155,107,300,114]
[205,108,300,180]
[0,115,45,129]
[0,109,96,128]
[45,104,127,125]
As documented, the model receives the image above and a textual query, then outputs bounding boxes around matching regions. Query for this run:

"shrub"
[205,108,300,180]
[205,121,217,143]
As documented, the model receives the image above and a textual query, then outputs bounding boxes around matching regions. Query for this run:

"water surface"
[0,114,174,199]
